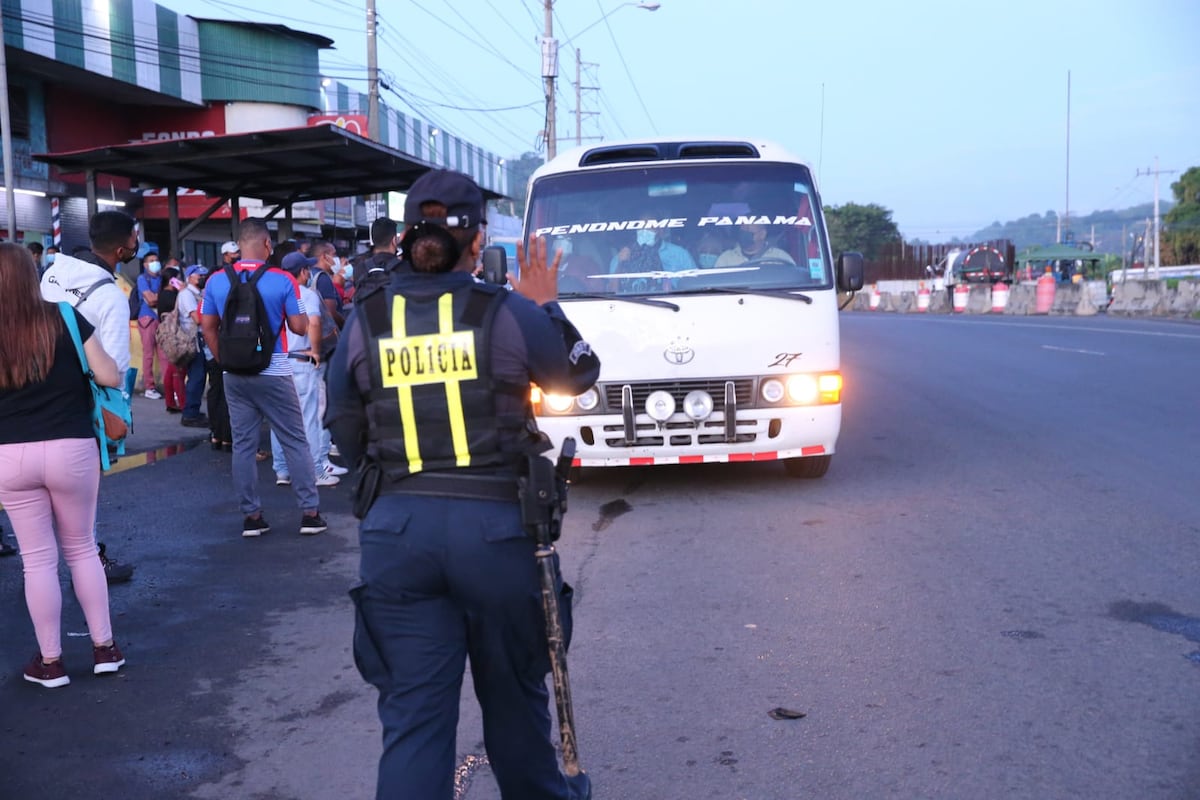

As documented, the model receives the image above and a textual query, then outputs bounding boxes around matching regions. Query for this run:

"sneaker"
[242,515,271,537]
[315,472,340,488]
[98,543,134,584]
[181,415,209,428]
[322,462,349,477]
[165,406,182,414]
[328,444,340,458]
[23,654,70,688]
[143,388,162,400]
[275,473,291,486]
[93,642,125,675]
[299,512,328,535]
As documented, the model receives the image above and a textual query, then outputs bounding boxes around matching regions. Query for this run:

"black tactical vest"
[359,280,528,481]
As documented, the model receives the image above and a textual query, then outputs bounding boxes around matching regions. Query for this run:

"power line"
[596,0,655,134]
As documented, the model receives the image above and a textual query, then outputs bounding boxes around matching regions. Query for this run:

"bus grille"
[600,379,755,413]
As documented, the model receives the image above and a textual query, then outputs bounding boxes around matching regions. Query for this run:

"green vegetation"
[824,202,901,260]
[1163,167,1200,264]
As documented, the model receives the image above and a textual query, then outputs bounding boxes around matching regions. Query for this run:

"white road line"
[1042,345,1106,356]
[850,316,1200,339]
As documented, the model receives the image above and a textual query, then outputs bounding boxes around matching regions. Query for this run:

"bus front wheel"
[783,455,831,479]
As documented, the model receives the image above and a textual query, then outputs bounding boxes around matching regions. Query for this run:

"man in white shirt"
[270,252,343,488]
[38,210,137,584]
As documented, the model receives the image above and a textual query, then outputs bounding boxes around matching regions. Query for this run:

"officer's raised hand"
[512,234,562,306]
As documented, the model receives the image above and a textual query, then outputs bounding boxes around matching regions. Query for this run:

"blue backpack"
[58,303,134,471]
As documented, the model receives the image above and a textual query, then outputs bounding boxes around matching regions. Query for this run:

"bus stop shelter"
[34,124,502,256]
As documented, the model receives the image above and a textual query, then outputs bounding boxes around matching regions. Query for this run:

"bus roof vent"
[578,141,761,167]
[676,142,760,159]
[579,144,663,166]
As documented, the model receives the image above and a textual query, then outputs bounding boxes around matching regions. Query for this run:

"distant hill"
[965,202,1172,255]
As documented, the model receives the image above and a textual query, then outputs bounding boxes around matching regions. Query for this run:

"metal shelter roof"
[34,124,503,206]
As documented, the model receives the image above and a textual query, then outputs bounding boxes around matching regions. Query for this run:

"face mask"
[120,247,138,265]
[146,261,161,274]
[635,229,656,247]
[341,264,354,281]
[331,257,342,271]
[737,229,758,251]
[554,238,573,257]
[45,254,55,266]
[698,253,718,269]
[196,276,207,290]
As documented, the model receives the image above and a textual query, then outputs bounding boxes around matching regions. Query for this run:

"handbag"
[57,302,134,471]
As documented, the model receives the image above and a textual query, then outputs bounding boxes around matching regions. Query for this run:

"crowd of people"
[2,171,600,798]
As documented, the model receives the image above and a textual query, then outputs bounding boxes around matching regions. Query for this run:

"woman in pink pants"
[0,243,126,688]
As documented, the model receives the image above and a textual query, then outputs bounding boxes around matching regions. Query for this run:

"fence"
[863,239,1016,284]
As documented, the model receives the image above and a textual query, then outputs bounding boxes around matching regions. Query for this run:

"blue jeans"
[182,345,207,420]
[270,360,325,477]
[223,371,319,515]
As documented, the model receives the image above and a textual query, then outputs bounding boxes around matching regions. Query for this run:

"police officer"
[325,168,599,800]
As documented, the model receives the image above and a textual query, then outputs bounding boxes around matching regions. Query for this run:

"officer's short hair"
[371,218,398,249]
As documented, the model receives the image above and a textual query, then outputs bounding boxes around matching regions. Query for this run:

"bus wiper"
[557,292,680,311]
[686,287,814,304]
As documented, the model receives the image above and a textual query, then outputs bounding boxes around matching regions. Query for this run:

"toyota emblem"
[663,339,695,365]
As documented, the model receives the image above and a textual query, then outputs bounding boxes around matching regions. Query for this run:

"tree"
[824,202,901,260]
[1163,166,1200,265]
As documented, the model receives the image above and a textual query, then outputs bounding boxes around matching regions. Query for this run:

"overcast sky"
[160,0,1200,241]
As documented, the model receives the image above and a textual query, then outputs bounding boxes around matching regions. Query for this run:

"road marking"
[851,316,1200,339]
[1042,345,1106,356]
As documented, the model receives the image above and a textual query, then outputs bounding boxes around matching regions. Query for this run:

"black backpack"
[128,279,142,320]
[218,262,277,374]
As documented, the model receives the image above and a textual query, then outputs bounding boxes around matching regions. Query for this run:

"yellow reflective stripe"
[391,295,422,474]
[439,293,471,467]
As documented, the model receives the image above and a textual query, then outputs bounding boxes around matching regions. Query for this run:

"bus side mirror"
[837,251,864,292]
[481,245,508,286]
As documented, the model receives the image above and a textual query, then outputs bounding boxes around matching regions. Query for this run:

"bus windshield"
[525,162,830,297]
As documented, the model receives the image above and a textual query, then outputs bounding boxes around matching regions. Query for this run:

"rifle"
[520,437,585,780]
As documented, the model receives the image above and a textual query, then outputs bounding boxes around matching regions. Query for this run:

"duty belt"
[380,472,520,503]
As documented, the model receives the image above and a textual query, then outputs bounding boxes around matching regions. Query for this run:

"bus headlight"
[645,390,676,422]
[760,378,785,404]
[544,393,575,413]
[786,375,819,404]
[682,390,713,420]
[576,387,600,412]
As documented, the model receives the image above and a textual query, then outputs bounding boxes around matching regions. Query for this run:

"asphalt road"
[1,312,1197,799]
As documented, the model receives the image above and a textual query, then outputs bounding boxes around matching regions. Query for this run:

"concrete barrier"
[844,278,1198,319]
[1004,283,1036,315]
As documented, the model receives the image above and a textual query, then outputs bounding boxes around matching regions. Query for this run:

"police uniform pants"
[351,493,582,800]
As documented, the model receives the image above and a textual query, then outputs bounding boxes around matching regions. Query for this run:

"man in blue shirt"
[136,252,165,399]
[200,218,328,538]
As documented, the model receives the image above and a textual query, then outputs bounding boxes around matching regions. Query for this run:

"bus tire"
[784,455,831,479]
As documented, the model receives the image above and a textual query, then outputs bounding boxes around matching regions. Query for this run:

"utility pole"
[1062,70,1070,244]
[574,50,599,146]
[367,0,380,141]
[1136,156,1177,279]
[542,0,558,159]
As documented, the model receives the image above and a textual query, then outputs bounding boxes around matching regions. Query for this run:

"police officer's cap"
[404,169,485,229]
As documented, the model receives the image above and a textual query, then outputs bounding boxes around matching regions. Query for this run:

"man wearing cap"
[220,240,239,267]
[326,169,599,800]
[270,251,340,488]
[176,264,210,427]
[200,218,328,538]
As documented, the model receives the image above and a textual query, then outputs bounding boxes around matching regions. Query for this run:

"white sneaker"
[143,388,162,400]
[323,462,349,477]
[275,473,291,486]
[315,473,340,487]
[328,444,340,458]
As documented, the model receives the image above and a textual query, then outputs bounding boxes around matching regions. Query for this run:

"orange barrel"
[952,283,969,313]
[991,281,1009,313]
[1035,269,1056,313]
[916,282,930,312]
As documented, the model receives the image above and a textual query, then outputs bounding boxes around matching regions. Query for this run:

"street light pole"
[542,1,661,160]
[367,0,380,141]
